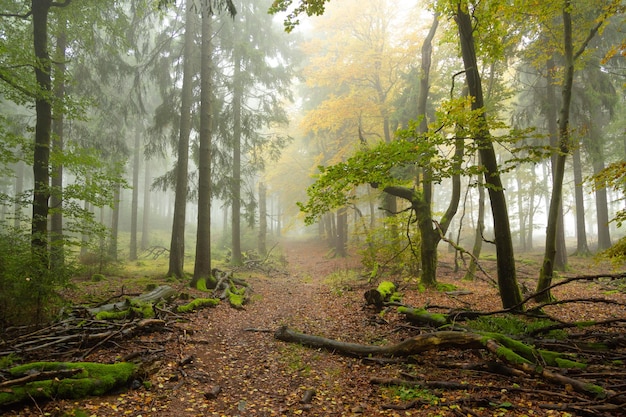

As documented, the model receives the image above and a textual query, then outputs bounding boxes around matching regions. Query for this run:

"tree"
[452,1,522,310]
[536,0,617,301]
[168,0,196,278]
[192,2,215,287]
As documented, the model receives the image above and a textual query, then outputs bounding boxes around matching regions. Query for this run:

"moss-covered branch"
[0,362,136,407]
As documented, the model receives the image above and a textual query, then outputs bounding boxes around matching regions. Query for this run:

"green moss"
[95,310,129,320]
[555,358,587,369]
[228,289,245,308]
[377,281,396,297]
[583,383,607,398]
[0,362,136,406]
[193,276,217,292]
[91,273,105,282]
[176,298,219,313]
[435,282,457,292]
[94,300,154,320]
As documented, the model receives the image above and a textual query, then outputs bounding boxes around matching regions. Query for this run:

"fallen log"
[274,326,623,402]
[0,361,136,407]
[87,285,177,317]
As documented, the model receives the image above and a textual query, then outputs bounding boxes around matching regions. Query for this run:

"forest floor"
[4,238,626,417]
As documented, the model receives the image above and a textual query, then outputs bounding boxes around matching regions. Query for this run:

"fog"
[1,0,624,274]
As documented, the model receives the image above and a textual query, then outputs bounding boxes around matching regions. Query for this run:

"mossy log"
[397,306,449,328]
[176,297,220,313]
[274,326,620,401]
[0,361,136,407]
[88,285,176,317]
[364,281,398,308]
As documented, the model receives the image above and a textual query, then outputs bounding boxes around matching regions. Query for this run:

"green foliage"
[297,138,436,225]
[91,273,105,282]
[323,269,362,296]
[269,0,330,32]
[382,384,439,404]
[0,229,75,327]
[358,215,421,279]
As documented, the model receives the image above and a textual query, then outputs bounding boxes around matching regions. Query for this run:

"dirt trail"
[9,239,624,416]
[159,239,380,416]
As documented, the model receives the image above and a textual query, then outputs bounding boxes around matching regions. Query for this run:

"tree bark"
[129,125,140,261]
[141,159,151,251]
[544,56,568,270]
[31,0,53,263]
[50,16,67,270]
[258,181,267,256]
[168,0,195,278]
[231,22,243,266]
[192,4,213,286]
[455,3,522,310]
[538,3,575,301]
[572,142,590,255]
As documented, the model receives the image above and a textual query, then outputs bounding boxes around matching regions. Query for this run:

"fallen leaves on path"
[4,239,626,416]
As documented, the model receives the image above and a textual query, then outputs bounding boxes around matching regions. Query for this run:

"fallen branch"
[274,326,624,402]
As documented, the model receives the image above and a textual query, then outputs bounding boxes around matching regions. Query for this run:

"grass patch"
[382,384,439,404]
[323,269,362,296]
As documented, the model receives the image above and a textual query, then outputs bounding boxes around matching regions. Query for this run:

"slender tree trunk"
[31,0,53,264]
[129,125,140,261]
[587,107,611,250]
[50,17,66,270]
[258,181,267,256]
[544,56,568,270]
[527,171,536,250]
[516,171,526,250]
[167,1,195,278]
[572,142,590,255]
[538,3,575,301]
[108,185,120,261]
[336,207,347,257]
[192,5,213,287]
[464,173,485,281]
[455,4,521,310]
[14,161,24,228]
[141,159,151,251]
[231,30,243,265]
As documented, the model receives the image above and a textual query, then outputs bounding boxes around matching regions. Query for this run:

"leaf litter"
[3,239,626,416]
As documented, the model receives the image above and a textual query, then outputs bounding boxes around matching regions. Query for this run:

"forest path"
[10,239,624,416]
[162,238,382,416]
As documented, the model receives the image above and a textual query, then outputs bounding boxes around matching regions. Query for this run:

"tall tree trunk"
[455,4,522,310]
[538,3,575,301]
[587,106,611,250]
[415,13,439,286]
[31,0,53,264]
[516,172,526,250]
[192,5,213,287]
[141,159,151,251]
[231,29,243,266]
[129,125,140,261]
[108,185,120,261]
[544,56,568,270]
[572,142,590,255]
[50,16,66,270]
[464,173,485,281]
[167,1,195,278]
[336,207,347,257]
[14,161,24,229]
[526,171,536,250]
[258,181,267,256]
